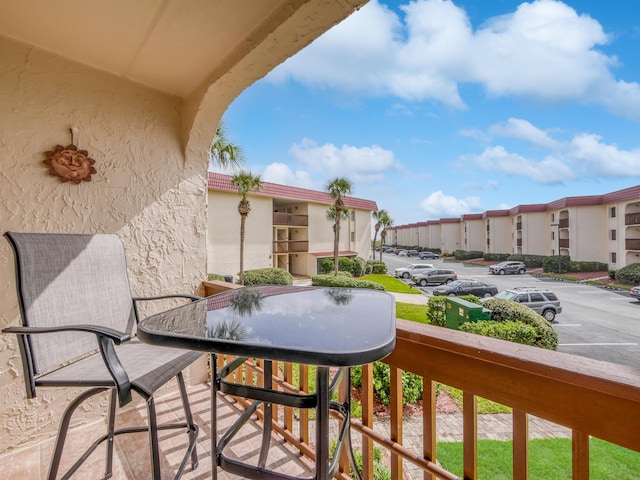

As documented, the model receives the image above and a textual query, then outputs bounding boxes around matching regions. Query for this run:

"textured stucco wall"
[0,37,208,454]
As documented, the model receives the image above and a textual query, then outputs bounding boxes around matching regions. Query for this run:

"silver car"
[411,268,457,286]
[394,263,434,279]
[490,287,562,322]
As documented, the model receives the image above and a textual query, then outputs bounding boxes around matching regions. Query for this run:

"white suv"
[394,263,434,279]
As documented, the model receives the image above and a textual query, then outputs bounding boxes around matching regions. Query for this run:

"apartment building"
[208,173,377,279]
[387,185,640,269]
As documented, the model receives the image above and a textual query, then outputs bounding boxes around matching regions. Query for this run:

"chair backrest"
[5,232,137,376]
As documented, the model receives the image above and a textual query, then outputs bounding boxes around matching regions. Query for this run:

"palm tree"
[326,205,350,273]
[371,209,391,257]
[210,119,245,171]
[325,177,353,276]
[231,171,262,284]
[378,213,393,262]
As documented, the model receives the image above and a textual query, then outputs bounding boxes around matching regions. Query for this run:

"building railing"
[559,218,569,228]
[273,240,308,253]
[625,213,640,226]
[559,238,570,248]
[219,319,640,479]
[516,222,522,230]
[273,212,309,226]
[625,238,640,251]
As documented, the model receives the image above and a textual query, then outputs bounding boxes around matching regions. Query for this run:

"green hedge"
[505,254,547,268]
[454,250,484,260]
[480,298,558,350]
[242,268,293,286]
[368,262,387,274]
[460,320,538,346]
[207,273,226,281]
[615,263,640,285]
[320,256,367,276]
[483,253,511,262]
[311,274,385,290]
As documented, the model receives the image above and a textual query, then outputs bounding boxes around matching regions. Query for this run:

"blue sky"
[215,0,640,227]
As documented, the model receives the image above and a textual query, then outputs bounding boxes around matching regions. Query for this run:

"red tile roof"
[208,173,378,211]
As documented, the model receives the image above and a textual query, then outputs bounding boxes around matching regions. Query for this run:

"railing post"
[513,410,528,480]
[423,377,437,480]
[572,431,589,480]
[390,366,403,479]
[361,363,374,479]
[463,391,477,479]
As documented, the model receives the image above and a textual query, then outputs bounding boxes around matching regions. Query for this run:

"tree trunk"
[239,214,246,284]
[334,209,341,276]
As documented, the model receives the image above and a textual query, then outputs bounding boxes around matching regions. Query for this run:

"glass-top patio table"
[137,285,396,480]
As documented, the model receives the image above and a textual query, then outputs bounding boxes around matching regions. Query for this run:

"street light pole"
[551,223,561,273]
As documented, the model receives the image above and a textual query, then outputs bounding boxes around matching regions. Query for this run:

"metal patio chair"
[2,232,202,480]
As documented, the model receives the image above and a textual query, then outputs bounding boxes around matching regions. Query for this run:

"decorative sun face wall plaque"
[44,144,97,184]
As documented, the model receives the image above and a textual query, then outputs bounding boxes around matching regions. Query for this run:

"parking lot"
[382,253,640,370]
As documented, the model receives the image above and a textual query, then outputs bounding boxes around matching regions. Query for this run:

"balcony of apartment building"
[272,239,309,253]
[624,203,640,255]
[273,211,309,227]
[7,317,639,479]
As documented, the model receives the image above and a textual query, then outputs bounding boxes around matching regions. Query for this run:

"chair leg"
[47,387,110,480]
[176,372,199,470]
[146,397,162,480]
[104,389,118,479]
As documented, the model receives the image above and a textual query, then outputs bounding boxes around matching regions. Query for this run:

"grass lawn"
[395,302,429,323]
[436,437,640,480]
[360,274,421,294]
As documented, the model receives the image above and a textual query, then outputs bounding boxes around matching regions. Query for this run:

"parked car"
[418,251,439,259]
[394,263,434,279]
[397,249,409,256]
[406,249,419,257]
[411,268,457,286]
[487,287,562,322]
[394,248,403,255]
[433,279,498,298]
[383,246,395,253]
[630,286,640,300]
[489,261,527,275]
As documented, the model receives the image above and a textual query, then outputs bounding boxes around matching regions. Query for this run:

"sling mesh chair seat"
[2,232,202,480]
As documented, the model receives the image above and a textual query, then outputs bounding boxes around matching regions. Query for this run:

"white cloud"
[266,0,640,121]
[468,145,574,184]
[488,118,564,150]
[569,134,640,177]
[261,163,317,190]
[420,190,483,217]
[288,138,399,183]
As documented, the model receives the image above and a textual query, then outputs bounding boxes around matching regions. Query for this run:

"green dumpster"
[444,297,492,330]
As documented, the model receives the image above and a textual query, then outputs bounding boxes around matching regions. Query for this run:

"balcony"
[273,240,309,253]
[625,213,640,226]
[6,319,638,479]
[626,238,640,251]
[516,222,522,230]
[273,212,309,226]
[559,238,570,248]
[559,218,569,228]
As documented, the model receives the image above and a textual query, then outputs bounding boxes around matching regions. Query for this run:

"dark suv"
[489,287,562,322]
[489,261,526,275]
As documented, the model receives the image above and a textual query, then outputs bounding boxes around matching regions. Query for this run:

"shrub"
[427,294,480,326]
[311,274,385,290]
[569,260,609,272]
[483,253,510,262]
[542,255,571,274]
[480,298,558,350]
[351,362,423,406]
[320,258,334,274]
[320,256,364,276]
[242,268,293,286]
[507,254,546,268]
[207,273,226,281]
[454,250,484,260]
[460,320,538,345]
[370,262,387,274]
[615,263,640,285]
[353,257,367,277]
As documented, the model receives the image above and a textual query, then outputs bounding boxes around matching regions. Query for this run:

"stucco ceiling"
[0,0,362,98]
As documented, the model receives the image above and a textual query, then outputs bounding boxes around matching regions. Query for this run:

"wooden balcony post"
[463,391,477,479]
[572,431,589,480]
[390,366,403,479]
[423,377,437,480]
[361,363,375,479]
[513,410,529,480]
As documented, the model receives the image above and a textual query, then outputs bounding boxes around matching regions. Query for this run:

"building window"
[350,231,355,242]
[350,210,355,221]
[551,231,555,240]
[610,206,616,218]
[611,229,617,241]
[611,252,617,263]
[551,213,555,222]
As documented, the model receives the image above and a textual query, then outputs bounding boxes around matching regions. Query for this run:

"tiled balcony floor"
[1,382,315,480]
